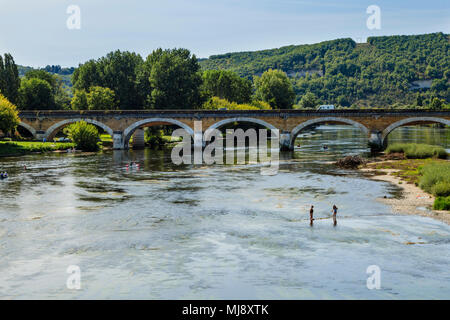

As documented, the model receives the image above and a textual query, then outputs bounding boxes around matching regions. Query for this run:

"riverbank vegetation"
[0,94,20,136]
[386,143,447,159]
[365,157,450,211]
[144,127,181,149]
[419,162,450,210]
[0,140,75,156]
[0,120,101,156]
[63,121,101,151]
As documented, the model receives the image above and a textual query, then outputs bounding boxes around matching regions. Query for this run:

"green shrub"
[63,121,100,151]
[0,94,20,136]
[419,162,450,196]
[432,181,450,197]
[433,196,450,210]
[144,129,164,149]
[203,96,271,110]
[386,143,447,159]
[385,143,405,153]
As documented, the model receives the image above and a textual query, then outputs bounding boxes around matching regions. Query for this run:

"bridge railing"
[18,109,450,118]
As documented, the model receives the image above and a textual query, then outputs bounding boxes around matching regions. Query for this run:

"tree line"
[1,32,449,113]
[1,49,298,111]
[69,49,296,110]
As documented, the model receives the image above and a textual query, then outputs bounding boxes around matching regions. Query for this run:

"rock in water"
[335,155,366,169]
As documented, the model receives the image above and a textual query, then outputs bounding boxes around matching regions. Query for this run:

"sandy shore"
[359,165,450,224]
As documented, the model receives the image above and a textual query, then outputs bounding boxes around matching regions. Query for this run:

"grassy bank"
[0,141,75,156]
[386,143,447,159]
[367,158,450,210]
[419,162,450,210]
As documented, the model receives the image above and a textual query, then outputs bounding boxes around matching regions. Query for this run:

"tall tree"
[416,93,423,106]
[254,69,295,109]
[430,97,444,110]
[0,54,20,104]
[86,86,116,110]
[72,51,144,109]
[201,70,252,104]
[298,92,320,109]
[70,90,88,110]
[53,76,71,110]
[23,69,70,109]
[72,60,101,91]
[18,78,54,110]
[142,48,203,109]
[24,70,57,90]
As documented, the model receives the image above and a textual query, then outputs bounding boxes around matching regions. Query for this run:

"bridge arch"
[381,117,450,146]
[290,117,369,149]
[204,117,278,141]
[44,118,114,140]
[18,122,37,138]
[122,118,194,149]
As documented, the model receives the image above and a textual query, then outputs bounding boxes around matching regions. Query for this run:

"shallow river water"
[0,125,449,299]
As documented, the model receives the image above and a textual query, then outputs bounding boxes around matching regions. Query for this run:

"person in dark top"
[332,205,338,226]
[309,205,314,226]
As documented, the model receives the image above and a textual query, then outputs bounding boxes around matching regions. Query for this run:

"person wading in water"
[332,205,338,226]
[309,205,314,226]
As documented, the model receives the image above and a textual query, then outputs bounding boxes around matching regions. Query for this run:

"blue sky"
[0,0,448,67]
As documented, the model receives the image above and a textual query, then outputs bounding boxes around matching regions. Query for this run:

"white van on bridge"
[317,105,335,110]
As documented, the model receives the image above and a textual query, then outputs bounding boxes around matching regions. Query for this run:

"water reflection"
[387,125,450,147]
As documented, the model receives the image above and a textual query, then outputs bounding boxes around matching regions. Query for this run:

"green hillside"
[199,33,449,108]
[18,65,74,90]
[14,33,449,109]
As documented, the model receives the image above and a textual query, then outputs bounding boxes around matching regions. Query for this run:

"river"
[0,125,449,299]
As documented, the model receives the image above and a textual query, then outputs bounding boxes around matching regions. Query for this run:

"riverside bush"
[419,162,450,196]
[386,143,447,159]
[433,196,450,210]
[203,96,272,110]
[432,181,450,197]
[0,94,20,136]
[63,121,100,151]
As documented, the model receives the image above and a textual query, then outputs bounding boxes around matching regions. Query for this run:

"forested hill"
[199,33,449,107]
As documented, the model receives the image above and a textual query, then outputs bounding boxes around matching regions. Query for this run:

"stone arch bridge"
[17,110,450,151]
